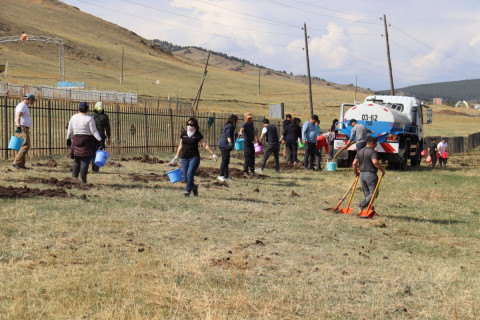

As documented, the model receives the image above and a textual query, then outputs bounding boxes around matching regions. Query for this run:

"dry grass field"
[0,147,479,319]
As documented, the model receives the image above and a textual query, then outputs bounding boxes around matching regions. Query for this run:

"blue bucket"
[94,148,110,167]
[166,168,182,183]
[8,136,24,151]
[235,138,244,151]
[326,160,337,172]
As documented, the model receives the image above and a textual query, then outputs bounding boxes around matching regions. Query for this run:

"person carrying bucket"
[282,114,292,161]
[316,132,335,170]
[91,102,111,173]
[256,118,280,173]
[170,117,218,197]
[352,136,385,215]
[437,137,448,167]
[12,94,36,170]
[238,112,259,178]
[67,102,103,183]
[217,114,238,182]
[427,137,439,168]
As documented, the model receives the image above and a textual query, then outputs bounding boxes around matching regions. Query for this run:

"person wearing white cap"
[12,94,36,169]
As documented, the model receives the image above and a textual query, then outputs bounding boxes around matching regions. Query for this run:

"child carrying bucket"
[169,117,218,197]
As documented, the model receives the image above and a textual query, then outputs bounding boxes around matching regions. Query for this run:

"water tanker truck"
[334,95,433,169]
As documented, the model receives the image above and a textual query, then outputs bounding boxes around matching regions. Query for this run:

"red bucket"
[442,152,448,158]
[436,153,441,159]
[421,150,426,156]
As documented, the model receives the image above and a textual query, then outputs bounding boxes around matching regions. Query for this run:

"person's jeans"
[13,126,31,167]
[219,147,231,177]
[260,143,280,171]
[73,156,91,183]
[243,143,255,173]
[304,142,316,169]
[359,172,379,209]
[181,156,200,193]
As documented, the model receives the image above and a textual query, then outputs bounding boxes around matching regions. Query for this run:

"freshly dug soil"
[0,186,68,198]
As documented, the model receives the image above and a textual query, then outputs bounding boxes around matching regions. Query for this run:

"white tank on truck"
[334,95,433,169]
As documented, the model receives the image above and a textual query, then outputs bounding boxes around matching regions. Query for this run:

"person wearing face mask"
[170,117,218,197]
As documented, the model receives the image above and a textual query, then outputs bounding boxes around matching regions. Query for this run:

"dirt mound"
[0,186,68,198]
[33,159,59,167]
[121,154,165,164]
[130,173,168,183]
[22,177,94,190]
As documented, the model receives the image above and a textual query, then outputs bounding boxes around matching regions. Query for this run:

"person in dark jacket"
[282,114,292,161]
[427,137,439,168]
[281,117,302,165]
[170,118,218,197]
[91,102,111,172]
[256,118,280,173]
[238,112,259,177]
[217,114,238,182]
[67,102,102,183]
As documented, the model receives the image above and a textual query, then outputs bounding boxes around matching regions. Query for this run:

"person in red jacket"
[316,132,335,170]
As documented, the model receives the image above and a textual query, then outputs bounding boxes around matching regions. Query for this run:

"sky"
[61,0,480,91]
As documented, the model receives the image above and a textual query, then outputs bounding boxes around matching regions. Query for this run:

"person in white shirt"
[67,102,102,183]
[437,138,448,167]
[12,94,36,169]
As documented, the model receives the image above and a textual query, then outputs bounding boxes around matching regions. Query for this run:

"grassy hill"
[0,0,479,137]
[0,0,370,122]
[376,79,480,104]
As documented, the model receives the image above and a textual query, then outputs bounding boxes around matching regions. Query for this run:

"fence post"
[116,104,120,149]
[3,96,8,160]
[213,112,217,150]
[169,108,175,153]
[48,99,52,155]
[144,100,149,153]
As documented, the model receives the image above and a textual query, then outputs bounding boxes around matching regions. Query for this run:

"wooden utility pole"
[258,67,261,96]
[303,23,314,117]
[120,46,124,84]
[192,52,210,111]
[383,14,395,95]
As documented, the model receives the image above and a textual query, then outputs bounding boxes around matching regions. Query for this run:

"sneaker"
[255,168,264,173]
[243,172,250,178]
[275,170,280,173]
[192,184,199,197]
[251,171,256,177]
[12,164,22,169]
[184,191,191,197]
[217,176,225,182]
[225,177,233,182]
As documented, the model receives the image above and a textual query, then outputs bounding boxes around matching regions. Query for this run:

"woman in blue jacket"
[217,114,238,182]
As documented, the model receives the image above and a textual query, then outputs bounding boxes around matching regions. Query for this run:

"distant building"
[433,98,443,105]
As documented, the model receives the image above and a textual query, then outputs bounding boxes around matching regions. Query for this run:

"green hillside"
[376,79,480,104]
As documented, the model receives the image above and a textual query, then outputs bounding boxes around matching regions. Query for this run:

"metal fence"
[1,97,283,160]
[0,83,137,104]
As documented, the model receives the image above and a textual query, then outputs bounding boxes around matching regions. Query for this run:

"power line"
[121,0,301,37]
[73,0,301,48]
[265,0,382,25]
[286,0,379,19]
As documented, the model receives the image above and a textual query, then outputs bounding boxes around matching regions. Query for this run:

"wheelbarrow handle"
[343,174,360,210]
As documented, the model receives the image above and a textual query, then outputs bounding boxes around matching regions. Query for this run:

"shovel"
[358,172,385,219]
[327,176,358,212]
[339,175,360,215]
